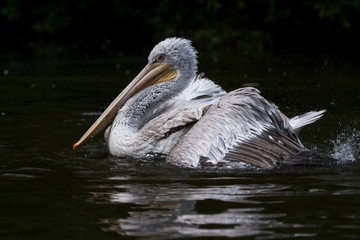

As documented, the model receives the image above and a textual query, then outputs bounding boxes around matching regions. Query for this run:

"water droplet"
[331,128,360,162]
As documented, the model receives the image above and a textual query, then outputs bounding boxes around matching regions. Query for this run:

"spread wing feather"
[167,87,308,168]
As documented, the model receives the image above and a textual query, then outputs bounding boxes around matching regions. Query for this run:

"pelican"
[73,37,335,168]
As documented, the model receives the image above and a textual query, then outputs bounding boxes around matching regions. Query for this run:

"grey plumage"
[167,87,305,168]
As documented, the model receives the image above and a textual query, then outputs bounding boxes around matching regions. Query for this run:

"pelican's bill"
[73,62,177,150]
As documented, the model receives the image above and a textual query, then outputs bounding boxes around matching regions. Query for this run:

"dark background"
[1,0,360,59]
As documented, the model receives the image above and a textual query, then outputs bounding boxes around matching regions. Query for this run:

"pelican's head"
[73,37,198,150]
[148,37,198,79]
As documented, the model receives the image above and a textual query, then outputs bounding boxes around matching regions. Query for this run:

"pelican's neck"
[116,71,192,131]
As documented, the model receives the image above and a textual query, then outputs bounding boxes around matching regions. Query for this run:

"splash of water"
[330,128,360,163]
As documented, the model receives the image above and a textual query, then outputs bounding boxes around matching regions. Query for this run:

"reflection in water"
[101,209,288,239]
[88,180,317,239]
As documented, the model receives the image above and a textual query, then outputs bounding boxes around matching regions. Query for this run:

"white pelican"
[73,37,335,168]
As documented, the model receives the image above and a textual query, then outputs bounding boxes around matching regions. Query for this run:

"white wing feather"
[290,110,326,135]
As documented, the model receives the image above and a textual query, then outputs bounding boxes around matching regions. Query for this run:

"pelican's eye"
[156,54,165,62]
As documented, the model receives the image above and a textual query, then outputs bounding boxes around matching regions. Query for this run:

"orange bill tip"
[73,143,79,151]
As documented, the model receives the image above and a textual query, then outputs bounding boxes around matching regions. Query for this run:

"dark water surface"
[1,52,360,239]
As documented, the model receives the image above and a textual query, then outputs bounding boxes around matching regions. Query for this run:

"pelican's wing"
[137,76,226,149]
[167,87,307,168]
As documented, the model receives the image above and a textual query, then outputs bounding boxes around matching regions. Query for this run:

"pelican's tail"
[289,110,326,135]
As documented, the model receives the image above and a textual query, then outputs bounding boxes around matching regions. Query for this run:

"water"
[1,52,360,239]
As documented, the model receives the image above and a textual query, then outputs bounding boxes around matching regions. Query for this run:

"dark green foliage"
[1,0,359,55]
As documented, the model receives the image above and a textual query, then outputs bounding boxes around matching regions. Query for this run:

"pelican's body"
[106,76,225,157]
[73,37,335,168]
